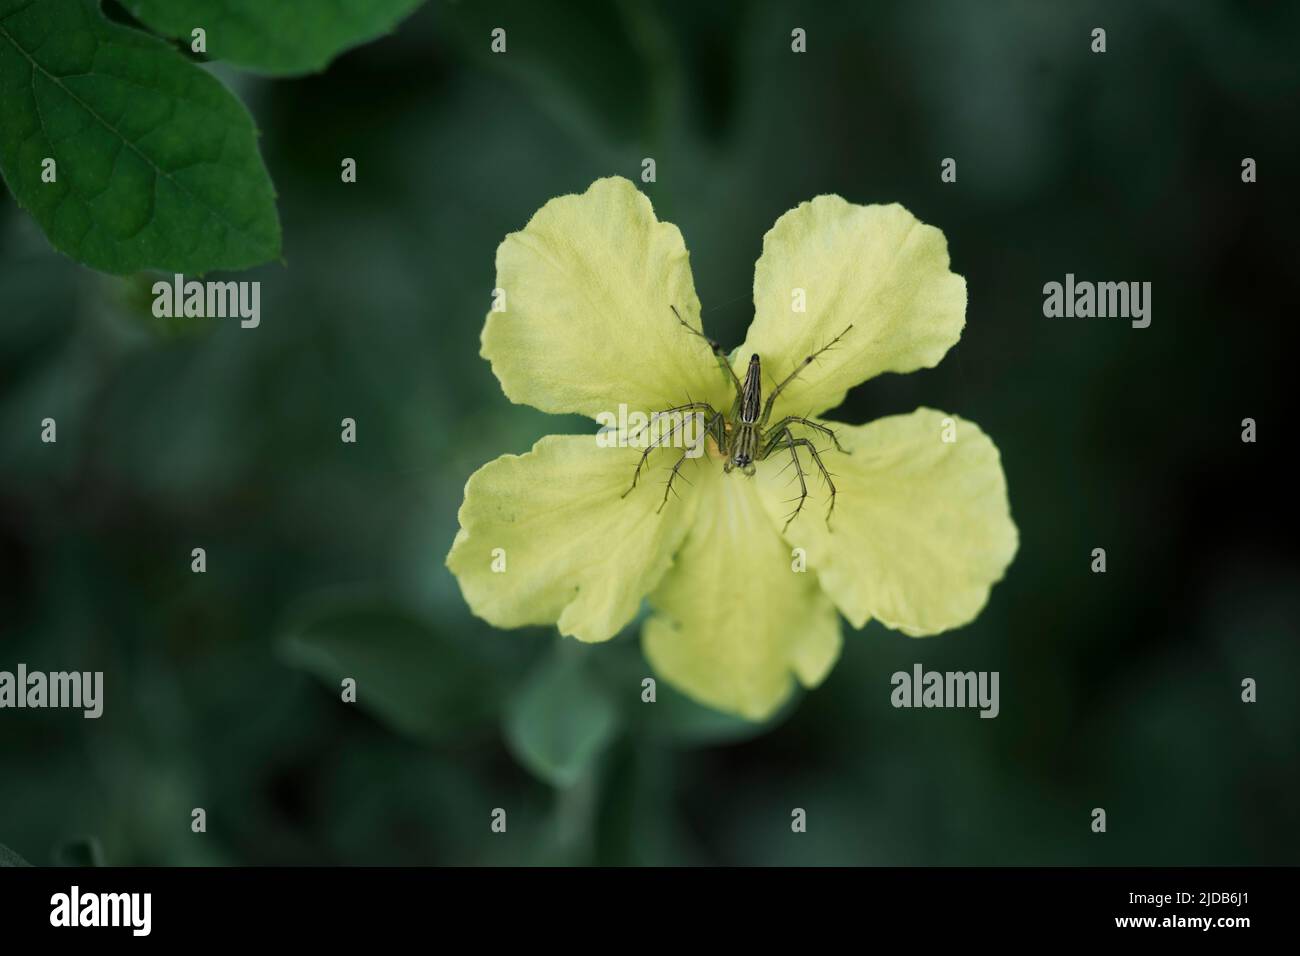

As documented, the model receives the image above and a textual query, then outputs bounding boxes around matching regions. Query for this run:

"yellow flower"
[447,177,1017,720]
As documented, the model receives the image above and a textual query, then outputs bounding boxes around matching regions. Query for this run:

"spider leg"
[623,411,702,497]
[763,415,849,454]
[628,401,716,443]
[656,411,722,512]
[760,427,809,532]
[671,305,744,407]
[792,438,837,528]
[710,410,728,453]
[657,451,694,513]
[757,324,854,428]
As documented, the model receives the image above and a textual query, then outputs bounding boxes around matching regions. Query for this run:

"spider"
[622,307,853,530]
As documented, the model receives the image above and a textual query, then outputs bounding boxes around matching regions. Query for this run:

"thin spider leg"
[657,411,721,512]
[789,438,837,527]
[657,451,694,513]
[623,411,701,497]
[760,419,835,459]
[671,305,744,405]
[769,428,809,532]
[710,411,728,456]
[762,415,848,453]
[757,324,854,428]
[628,402,716,442]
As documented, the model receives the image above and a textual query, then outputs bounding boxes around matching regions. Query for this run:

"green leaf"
[0,0,280,274]
[504,644,619,789]
[0,842,31,866]
[124,0,427,76]
[278,595,503,744]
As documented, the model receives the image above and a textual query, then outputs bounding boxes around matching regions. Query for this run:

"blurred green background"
[2,0,1297,865]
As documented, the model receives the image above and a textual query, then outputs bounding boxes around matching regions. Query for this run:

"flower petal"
[738,198,966,419]
[447,434,698,642]
[757,408,1017,635]
[643,461,841,720]
[482,177,731,419]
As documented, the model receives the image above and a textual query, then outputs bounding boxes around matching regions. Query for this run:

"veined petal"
[643,461,841,721]
[758,408,1017,636]
[482,177,731,419]
[446,434,698,643]
[737,198,966,420]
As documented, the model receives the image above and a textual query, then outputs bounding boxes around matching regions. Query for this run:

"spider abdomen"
[739,353,762,424]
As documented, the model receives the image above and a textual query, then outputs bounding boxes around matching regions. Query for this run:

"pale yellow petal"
[447,434,699,643]
[757,408,1017,635]
[482,177,731,419]
[737,198,966,420]
[643,461,841,720]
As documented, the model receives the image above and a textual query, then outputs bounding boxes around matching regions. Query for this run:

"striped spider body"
[622,307,853,530]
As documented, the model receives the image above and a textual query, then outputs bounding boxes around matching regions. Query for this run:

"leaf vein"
[0,17,266,251]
